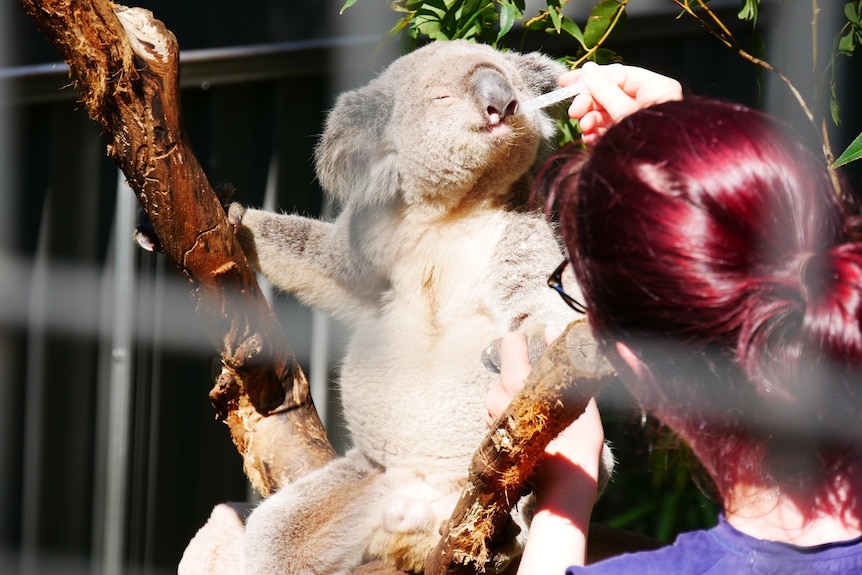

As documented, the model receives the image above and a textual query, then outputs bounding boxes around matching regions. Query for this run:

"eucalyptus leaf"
[340,0,359,15]
[497,2,517,43]
[846,1,860,26]
[548,4,563,33]
[594,47,623,64]
[560,16,586,47]
[830,82,842,126]
[738,0,759,22]
[584,0,625,47]
[839,30,856,55]
[834,131,862,168]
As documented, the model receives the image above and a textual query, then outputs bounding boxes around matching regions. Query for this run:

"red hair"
[545,99,862,515]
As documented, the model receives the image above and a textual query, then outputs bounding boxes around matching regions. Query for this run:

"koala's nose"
[470,68,518,124]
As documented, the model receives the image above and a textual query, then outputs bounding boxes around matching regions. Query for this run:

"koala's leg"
[245,450,384,575]
[364,474,462,573]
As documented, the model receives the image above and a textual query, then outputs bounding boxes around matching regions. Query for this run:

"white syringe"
[519,80,586,113]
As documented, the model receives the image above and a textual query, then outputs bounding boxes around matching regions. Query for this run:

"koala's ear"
[507,52,567,97]
[315,85,399,206]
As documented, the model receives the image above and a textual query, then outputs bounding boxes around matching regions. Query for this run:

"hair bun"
[798,243,862,361]
[796,252,818,304]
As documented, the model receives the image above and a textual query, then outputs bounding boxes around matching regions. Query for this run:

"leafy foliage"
[343,0,627,66]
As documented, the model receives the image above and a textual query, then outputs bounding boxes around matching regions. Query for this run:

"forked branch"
[18,0,335,497]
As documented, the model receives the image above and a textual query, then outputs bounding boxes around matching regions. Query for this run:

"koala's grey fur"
[236,40,606,575]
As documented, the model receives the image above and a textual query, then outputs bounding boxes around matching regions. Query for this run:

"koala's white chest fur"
[239,40,577,575]
[341,208,514,475]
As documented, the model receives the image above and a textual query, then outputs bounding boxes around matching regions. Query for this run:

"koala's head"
[315,40,566,211]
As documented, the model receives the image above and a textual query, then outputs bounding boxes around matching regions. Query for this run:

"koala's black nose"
[470,68,518,123]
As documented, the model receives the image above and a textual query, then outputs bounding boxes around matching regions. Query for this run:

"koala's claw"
[481,326,550,374]
[134,207,163,253]
[134,182,237,253]
[226,202,245,232]
[214,182,236,206]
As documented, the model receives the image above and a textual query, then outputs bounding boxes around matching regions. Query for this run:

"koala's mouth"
[481,100,519,134]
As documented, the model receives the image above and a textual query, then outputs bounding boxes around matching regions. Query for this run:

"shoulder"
[567,528,726,575]
[569,519,862,575]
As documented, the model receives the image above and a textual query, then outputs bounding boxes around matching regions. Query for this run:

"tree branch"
[426,319,617,574]
[19,0,335,497]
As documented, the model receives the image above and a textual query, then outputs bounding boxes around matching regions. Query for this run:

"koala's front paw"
[481,324,553,374]
[134,182,237,253]
[134,207,162,253]
[226,201,245,232]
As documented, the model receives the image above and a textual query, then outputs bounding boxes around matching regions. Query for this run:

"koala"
[236,40,607,575]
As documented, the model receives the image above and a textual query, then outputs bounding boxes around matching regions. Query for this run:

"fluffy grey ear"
[507,51,567,97]
[314,85,399,206]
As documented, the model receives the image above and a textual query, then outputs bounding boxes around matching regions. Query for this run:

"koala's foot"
[364,476,466,574]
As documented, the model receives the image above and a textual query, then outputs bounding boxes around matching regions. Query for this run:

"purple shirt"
[567,515,862,574]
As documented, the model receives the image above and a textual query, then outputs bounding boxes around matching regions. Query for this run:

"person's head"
[544,98,862,516]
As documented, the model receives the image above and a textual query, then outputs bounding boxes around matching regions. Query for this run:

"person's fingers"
[577,109,612,145]
[559,69,582,87]
[566,64,682,136]
[618,66,683,107]
[485,333,532,426]
[484,327,566,427]
[567,90,594,120]
[544,324,564,345]
[579,61,641,123]
[499,332,532,396]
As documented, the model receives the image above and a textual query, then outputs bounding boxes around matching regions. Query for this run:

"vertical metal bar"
[140,256,165,575]
[262,152,331,429]
[19,196,52,575]
[98,172,137,575]
[0,6,20,558]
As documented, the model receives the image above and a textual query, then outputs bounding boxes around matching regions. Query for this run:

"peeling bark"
[426,319,617,574]
[19,0,335,497]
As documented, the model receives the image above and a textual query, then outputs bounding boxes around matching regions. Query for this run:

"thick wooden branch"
[19,0,335,496]
[426,319,617,574]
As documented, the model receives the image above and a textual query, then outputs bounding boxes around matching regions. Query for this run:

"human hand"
[484,327,605,489]
[485,327,605,572]
[562,61,683,145]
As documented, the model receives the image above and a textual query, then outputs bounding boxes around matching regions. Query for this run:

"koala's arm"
[229,204,383,321]
[495,214,581,328]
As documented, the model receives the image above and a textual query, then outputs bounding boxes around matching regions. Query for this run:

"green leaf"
[584,0,625,48]
[497,2,517,44]
[340,0,359,15]
[594,47,623,64]
[846,1,861,26]
[834,131,862,168]
[387,15,416,37]
[830,82,842,127]
[838,30,856,55]
[524,16,547,31]
[548,5,563,33]
[559,16,585,48]
[737,0,759,22]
